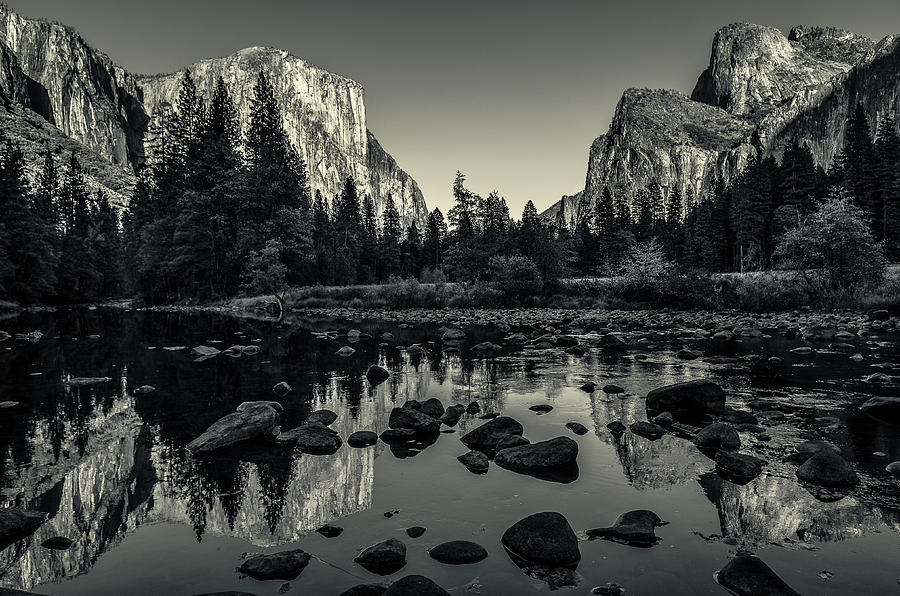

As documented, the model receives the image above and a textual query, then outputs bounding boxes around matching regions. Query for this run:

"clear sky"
[6,0,900,215]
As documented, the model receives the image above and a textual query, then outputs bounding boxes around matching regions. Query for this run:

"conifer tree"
[57,153,98,301]
[422,208,446,271]
[379,193,402,279]
[875,116,900,258]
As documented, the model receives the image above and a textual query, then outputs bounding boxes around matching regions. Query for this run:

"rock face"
[542,22,900,228]
[0,5,427,225]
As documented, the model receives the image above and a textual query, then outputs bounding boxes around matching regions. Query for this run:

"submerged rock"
[602,384,625,394]
[238,548,311,580]
[587,510,666,546]
[64,376,112,387]
[886,461,900,476]
[458,450,490,473]
[380,428,416,443]
[0,508,46,547]
[308,409,338,426]
[272,381,291,395]
[133,385,156,395]
[428,540,488,564]
[316,524,343,538]
[645,379,725,418]
[529,404,554,413]
[545,567,584,590]
[460,416,524,453]
[796,449,859,487]
[565,422,588,435]
[187,402,280,454]
[383,575,450,596]
[859,395,900,423]
[715,555,800,596]
[495,437,578,473]
[191,345,221,360]
[785,440,841,463]
[354,539,407,575]
[441,329,466,342]
[693,422,741,451]
[501,512,580,566]
[405,526,426,538]
[348,431,378,448]
[716,451,766,482]
[629,421,667,440]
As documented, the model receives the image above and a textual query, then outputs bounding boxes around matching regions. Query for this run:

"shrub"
[487,255,544,303]
[240,240,287,295]
[774,190,886,290]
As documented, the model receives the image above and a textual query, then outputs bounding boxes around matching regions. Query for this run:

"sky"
[7,0,900,215]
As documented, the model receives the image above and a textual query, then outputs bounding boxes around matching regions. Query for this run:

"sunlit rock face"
[542,23,900,226]
[0,5,427,225]
[0,5,145,166]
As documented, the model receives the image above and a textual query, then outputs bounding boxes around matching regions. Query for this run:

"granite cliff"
[0,5,427,224]
[544,23,900,227]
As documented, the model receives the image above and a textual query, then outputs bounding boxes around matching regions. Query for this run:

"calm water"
[0,308,898,595]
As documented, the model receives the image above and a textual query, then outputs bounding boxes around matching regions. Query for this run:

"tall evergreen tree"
[422,208,446,271]
[56,153,98,301]
[875,116,900,258]
[379,194,402,279]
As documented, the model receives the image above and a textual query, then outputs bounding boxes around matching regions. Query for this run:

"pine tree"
[422,208,446,272]
[57,153,99,301]
[875,116,900,259]
[836,102,878,232]
[401,221,423,277]
[91,191,123,297]
[0,139,58,302]
[379,193,402,279]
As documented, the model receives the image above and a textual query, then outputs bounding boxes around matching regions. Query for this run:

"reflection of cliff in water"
[591,392,712,490]
[0,394,156,591]
[700,472,900,546]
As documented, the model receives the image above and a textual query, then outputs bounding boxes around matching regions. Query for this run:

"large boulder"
[645,379,725,419]
[715,451,766,483]
[420,398,445,419]
[186,402,280,454]
[366,365,390,385]
[428,540,488,564]
[440,404,465,426]
[460,416,524,453]
[237,548,311,580]
[693,422,741,451]
[457,450,490,474]
[495,437,578,473]
[383,575,451,596]
[348,431,379,448]
[796,450,859,487]
[586,510,666,546]
[630,421,666,440]
[501,512,580,567]
[716,555,800,596]
[859,395,900,423]
[389,407,440,435]
[0,508,46,548]
[308,409,338,426]
[354,539,407,575]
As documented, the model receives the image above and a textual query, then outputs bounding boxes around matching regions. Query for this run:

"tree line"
[0,75,896,306]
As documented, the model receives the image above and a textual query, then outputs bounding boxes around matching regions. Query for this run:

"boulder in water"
[428,540,488,564]
[277,423,342,455]
[715,555,800,596]
[457,450,490,474]
[630,421,666,440]
[348,431,378,448]
[366,364,390,385]
[693,422,741,451]
[495,437,578,474]
[587,510,666,546]
[187,402,280,454]
[440,405,465,426]
[354,539,407,575]
[308,409,338,426]
[389,407,440,435]
[645,379,725,419]
[420,398,445,419]
[501,512,580,567]
[383,575,450,596]
[460,416,524,453]
[796,450,859,487]
[238,548,311,580]
[715,451,766,482]
[859,395,900,423]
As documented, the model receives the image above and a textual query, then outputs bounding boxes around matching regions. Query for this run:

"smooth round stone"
[885,461,900,476]
[405,526,426,538]
[308,409,338,426]
[428,540,488,564]
[348,431,378,448]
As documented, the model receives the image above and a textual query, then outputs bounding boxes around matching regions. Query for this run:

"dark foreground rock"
[796,449,859,487]
[495,437,578,474]
[187,402,280,454]
[389,407,440,435]
[545,567,584,590]
[501,512,580,566]
[308,409,338,426]
[645,379,725,419]
[420,398,445,419]
[716,555,800,596]
[383,575,450,596]
[238,548,311,580]
[0,508,46,547]
[439,405,465,426]
[587,510,666,546]
[859,395,900,423]
[630,421,666,440]
[461,416,524,453]
[316,524,343,538]
[565,422,588,435]
[348,431,379,447]
[406,526,426,538]
[366,365,390,385]
[607,421,626,438]
[354,539,407,575]
[693,422,741,451]
[785,440,841,463]
[380,428,416,443]
[457,450,490,473]
[338,585,387,596]
[428,540,488,564]
[716,451,766,483]
[277,423,342,454]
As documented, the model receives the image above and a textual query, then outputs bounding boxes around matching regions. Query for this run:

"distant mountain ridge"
[0,5,427,225]
[543,23,900,227]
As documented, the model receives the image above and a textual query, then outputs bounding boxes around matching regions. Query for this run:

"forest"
[0,71,897,308]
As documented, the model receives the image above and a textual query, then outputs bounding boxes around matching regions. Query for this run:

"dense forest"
[0,71,897,306]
